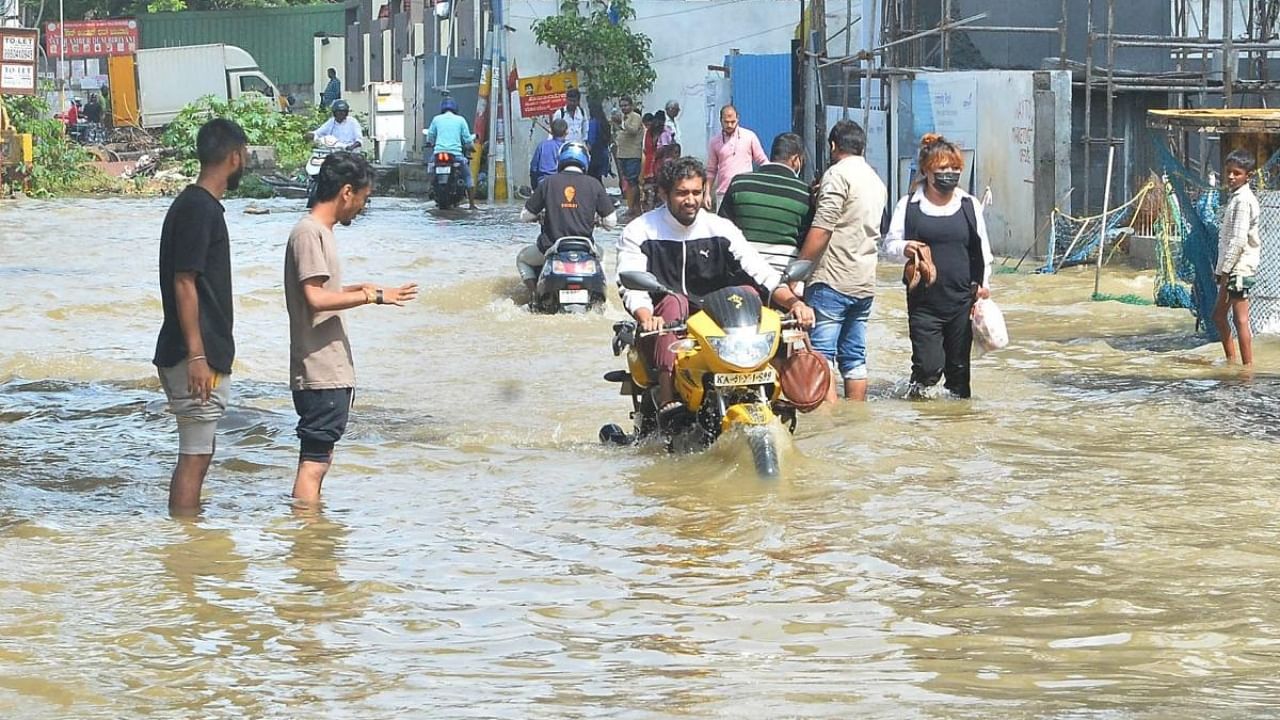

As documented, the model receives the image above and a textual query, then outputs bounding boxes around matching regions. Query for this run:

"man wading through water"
[153,118,248,515]
[285,152,418,506]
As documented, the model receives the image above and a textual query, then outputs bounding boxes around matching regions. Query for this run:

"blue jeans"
[806,282,873,380]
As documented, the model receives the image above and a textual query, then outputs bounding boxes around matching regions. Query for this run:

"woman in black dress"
[884,133,993,398]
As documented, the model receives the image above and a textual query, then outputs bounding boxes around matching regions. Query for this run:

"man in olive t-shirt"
[284,152,418,506]
[153,118,247,515]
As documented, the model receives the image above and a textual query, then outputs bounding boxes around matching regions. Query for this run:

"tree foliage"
[39,0,333,22]
[162,95,329,174]
[2,91,114,196]
[532,0,655,102]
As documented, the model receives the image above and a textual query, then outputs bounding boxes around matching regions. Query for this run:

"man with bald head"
[704,104,767,210]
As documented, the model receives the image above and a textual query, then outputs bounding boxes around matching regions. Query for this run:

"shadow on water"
[1044,371,1280,441]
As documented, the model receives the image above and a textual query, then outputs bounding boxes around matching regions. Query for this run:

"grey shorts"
[158,360,230,455]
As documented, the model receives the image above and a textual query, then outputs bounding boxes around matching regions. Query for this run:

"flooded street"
[4,195,1280,718]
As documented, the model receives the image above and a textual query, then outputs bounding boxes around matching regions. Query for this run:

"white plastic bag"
[971,298,1009,353]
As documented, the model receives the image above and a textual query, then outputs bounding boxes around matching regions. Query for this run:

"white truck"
[133,44,287,127]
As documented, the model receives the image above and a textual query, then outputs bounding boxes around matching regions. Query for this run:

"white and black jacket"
[617,208,783,314]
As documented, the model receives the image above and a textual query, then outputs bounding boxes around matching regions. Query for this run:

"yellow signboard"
[517,71,579,119]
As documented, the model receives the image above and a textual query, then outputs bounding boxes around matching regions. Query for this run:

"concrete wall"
[502,0,828,184]
[893,70,1072,257]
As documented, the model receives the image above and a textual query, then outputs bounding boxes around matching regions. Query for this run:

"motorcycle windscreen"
[700,287,762,330]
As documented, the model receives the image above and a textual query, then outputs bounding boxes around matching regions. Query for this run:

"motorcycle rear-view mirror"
[619,271,670,294]
[781,259,814,285]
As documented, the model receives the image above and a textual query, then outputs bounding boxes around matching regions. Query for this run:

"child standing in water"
[1213,149,1263,366]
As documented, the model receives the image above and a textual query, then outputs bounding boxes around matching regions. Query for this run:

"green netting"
[1041,182,1155,276]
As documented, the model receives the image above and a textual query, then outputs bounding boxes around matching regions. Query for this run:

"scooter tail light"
[436,152,451,163]
[551,259,598,275]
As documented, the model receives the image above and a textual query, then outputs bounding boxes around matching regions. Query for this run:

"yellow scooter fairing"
[721,401,775,433]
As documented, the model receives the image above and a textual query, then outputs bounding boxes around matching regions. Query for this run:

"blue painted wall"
[725,53,792,155]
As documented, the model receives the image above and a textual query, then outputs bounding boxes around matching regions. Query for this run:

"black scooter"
[428,150,468,210]
[532,236,608,314]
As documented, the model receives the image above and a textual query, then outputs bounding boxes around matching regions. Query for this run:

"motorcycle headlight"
[707,330,776,368]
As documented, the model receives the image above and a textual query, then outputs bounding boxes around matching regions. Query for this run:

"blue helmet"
[440,97,458,114]
[557,141,590,171]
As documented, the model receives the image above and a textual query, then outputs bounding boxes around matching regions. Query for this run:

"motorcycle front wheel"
[744,426,781,480]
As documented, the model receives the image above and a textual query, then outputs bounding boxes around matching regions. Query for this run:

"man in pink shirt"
[704,104,767,209]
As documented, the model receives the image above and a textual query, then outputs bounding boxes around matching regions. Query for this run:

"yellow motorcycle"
[600,262,812,479]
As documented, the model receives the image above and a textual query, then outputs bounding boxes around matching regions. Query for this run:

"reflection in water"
[5,198,1280,715]
[151,520,277,717]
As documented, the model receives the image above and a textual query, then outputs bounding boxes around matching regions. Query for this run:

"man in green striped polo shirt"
[717,132,815,274]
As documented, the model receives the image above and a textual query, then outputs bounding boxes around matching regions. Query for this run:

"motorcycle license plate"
[712,368,778,387]
[435,166,452,175]
[559,289,589,304]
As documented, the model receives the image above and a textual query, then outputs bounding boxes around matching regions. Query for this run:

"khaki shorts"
[158,360,230,455]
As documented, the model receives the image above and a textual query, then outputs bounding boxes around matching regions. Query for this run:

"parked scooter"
[427,148,468,210]
[599,261,813,479]
[529,236,608,314]
[67,121,107,146]
[306,135,360,208]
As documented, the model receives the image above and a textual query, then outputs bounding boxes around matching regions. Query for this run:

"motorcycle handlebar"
[639,323,687,338]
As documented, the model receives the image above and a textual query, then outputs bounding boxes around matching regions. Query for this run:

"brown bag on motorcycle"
[777,332,831,413]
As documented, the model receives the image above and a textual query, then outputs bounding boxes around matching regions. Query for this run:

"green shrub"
[3,92,97,197]
[163,96,329,175]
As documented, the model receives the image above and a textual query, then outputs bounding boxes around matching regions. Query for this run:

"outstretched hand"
[384,283,419,306]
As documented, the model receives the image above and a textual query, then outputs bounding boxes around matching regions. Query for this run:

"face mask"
[932,171,960,192]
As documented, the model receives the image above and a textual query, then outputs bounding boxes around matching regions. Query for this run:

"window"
[239,75,275,98]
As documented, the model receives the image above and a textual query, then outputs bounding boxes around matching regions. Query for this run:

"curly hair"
[658,156,706,194]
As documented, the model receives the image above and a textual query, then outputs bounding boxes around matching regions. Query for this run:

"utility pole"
[802,0,816,182]
[58,0,66,114]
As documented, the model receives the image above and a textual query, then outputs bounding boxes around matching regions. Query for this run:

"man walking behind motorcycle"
[284,152,419,506]
[616,157,815,419]
[517,141,617,300]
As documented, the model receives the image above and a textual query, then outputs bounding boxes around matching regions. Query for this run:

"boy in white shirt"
[1213,149,1263,366]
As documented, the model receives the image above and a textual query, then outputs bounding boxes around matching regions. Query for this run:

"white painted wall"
[894,70,1072,256]
[503,0,845,182]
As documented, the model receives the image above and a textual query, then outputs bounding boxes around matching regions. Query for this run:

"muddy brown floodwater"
[2,196,1280,718]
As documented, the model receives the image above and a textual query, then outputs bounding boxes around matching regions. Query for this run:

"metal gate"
[726,53,792,155]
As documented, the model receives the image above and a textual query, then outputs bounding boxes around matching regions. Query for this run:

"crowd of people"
[153,93,1263,514]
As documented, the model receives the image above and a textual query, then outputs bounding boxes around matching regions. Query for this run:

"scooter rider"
[517,141,617,298]
[424,97,478,209]
[617,156,815,420]
[307,99,363,147]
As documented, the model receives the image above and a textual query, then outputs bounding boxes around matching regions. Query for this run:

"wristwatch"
[376,288,385,305]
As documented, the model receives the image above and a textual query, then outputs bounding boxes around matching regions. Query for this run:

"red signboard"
[44,19,138,59]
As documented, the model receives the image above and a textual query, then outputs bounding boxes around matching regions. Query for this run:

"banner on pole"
[44,19,138,59]
[516,71,579,119]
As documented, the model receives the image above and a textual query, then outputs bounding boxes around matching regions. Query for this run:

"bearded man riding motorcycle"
[616,156,815,420]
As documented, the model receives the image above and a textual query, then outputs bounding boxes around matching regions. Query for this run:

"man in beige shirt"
[611,96,644,218]
[285,152,418,505]
[799,119,888,402]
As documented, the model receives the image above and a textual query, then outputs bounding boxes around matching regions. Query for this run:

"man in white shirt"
[555,88,589,144]
[309,99,364,147]
[664,100,682,146]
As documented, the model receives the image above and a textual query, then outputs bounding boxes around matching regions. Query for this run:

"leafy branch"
[532,0,656,102]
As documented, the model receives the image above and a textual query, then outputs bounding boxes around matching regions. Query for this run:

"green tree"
[531,0,655,102]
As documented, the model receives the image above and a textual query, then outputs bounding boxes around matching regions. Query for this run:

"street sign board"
[517,71,579,119]
[44,19,139,59]
[0,28,39,95]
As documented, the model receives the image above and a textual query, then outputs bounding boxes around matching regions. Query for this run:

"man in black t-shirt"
[152,118,248,515]
[516,141,617,296]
